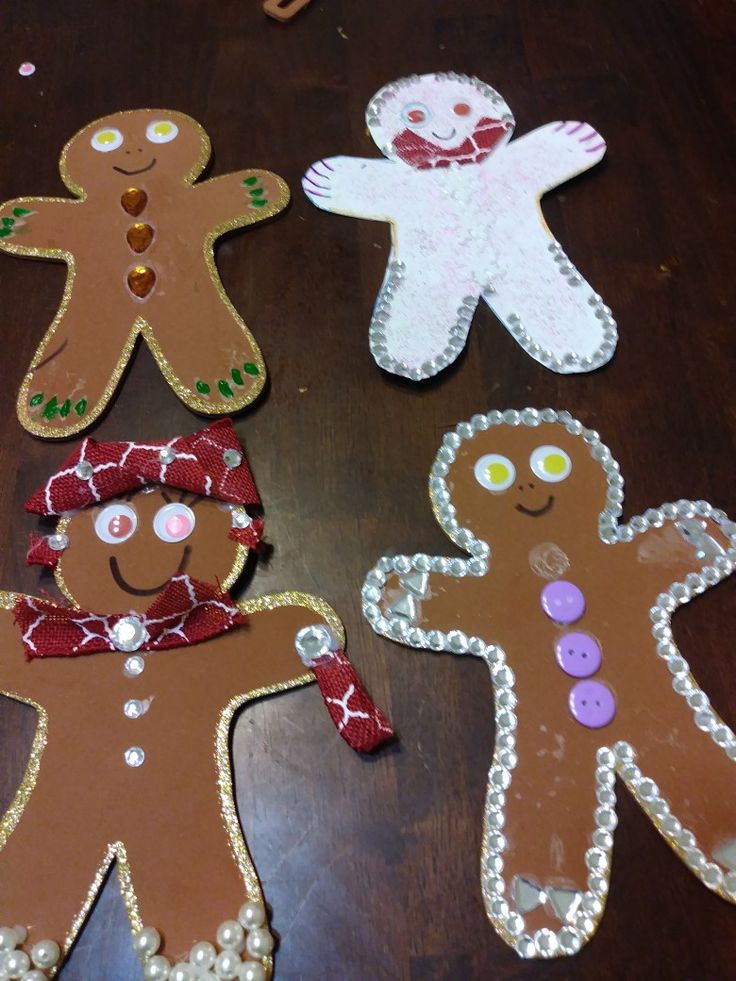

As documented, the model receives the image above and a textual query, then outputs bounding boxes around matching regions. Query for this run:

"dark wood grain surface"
[1,1,735,978]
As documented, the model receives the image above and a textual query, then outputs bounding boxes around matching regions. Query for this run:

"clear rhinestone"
[223,449,242,469]
[75,461,93,480]
[111,617,147,652]
[48,533,69,551]
[124,746,145,767]
[124,699,146,720]
[231,510,253,530]
[123,655,145,677]
[158,446,176,465]
[295,624,336,666]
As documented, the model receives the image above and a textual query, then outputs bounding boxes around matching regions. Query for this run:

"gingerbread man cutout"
[0,109,289,438]
[303,72,614,380]
[0,421,391,978]
[361,407,736,959]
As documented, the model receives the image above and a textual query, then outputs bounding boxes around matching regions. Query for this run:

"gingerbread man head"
[365,72,515,168]
[25,419,261,613]
[60,109,210,195]
[441,415,610,556]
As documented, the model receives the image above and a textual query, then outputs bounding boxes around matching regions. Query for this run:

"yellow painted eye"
[146,119,179,144]
[529,445,573,483]
[90,127,124,152]
[474,453,516,493]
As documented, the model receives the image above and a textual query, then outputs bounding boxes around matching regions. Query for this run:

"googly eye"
[94,504,138,543]
[90,127,124,153]
[474,454,516,493]
[153,503,196,543]
[453,102,471,116]
[530,445,573,483]
[145,120,179,144]
[401,103,431,127]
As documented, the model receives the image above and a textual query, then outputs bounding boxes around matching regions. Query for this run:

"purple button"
[568,680,616,729]
[540,580,586,624]
[555,632,602,678]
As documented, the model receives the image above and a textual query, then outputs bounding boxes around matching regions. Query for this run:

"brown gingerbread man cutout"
[0,109,289,439]
[361,407,736,959]
[0,421,391,979]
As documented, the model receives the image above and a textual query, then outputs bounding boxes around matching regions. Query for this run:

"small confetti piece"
[18,62,36,77]
[337,25,348,39]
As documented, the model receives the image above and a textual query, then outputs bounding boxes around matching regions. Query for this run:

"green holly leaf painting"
[1,217,14,228]
[0,228,11,238]
[12,207,31,217]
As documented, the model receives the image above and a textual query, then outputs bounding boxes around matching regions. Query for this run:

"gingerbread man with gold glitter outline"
[0,109,289,439]
[0,421,391,979]
[361,407,736,959]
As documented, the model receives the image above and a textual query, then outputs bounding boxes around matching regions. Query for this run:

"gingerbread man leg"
[370,246,480,379]
[140,268,265,415]
[479,207,616,373]
[0,733,111,956]
[17,274,137,438]
[616,670,736,898]
[122,740,265,965]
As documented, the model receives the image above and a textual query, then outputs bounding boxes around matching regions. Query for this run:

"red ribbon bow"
[25,419,259,517]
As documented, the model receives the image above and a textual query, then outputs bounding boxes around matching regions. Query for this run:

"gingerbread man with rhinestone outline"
[0,109,289,439]
[361,406,736,959]
[303,72,615,381]
[0,419,392,979]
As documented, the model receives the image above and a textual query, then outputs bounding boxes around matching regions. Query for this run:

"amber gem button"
[126,222,154,253]
[127,265,156,298]
[121,187,148,217]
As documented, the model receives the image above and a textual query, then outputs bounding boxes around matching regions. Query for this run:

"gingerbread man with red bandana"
[361,407,736,959]
[0,420,392,979]
[0,110,289,439]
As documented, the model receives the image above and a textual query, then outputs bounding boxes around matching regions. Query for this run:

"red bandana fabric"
[309,649,394,753]
[392,116,511,169]
[14,575,244,659]
[25,419,259,517]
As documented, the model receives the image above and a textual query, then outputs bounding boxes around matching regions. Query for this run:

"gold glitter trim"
[58,841,141,977]
[215,592,343,981]
[52,513,249,608]
[216,590,344,888]
[4,110,289,439]
[0,693,47,852]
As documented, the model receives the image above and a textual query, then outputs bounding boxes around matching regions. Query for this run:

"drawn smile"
[515,496,554,518]
[113,158,157,176]
[109,545,191,595]
[431,128,457,141]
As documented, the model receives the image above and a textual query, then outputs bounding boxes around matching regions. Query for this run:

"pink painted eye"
[401,102,430,127]
[94,504,138,544]
[153,503,196,543]
[453,102,471,116]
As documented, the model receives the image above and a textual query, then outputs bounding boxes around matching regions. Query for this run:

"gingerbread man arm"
[362,546,496,651]
[0,197,80,255]
[192,169,290,232]
[302,156,407,220]
[0,593,44,702]
[499,121,607,196]
[623,506,735,594]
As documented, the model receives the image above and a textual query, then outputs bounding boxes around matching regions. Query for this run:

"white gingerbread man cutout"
[303,72,615,379]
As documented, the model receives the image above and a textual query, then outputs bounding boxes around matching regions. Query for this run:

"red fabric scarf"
[392,116,510,169]
[14,575,244,658]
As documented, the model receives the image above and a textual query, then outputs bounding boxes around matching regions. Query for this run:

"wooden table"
[1,1,734,978]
